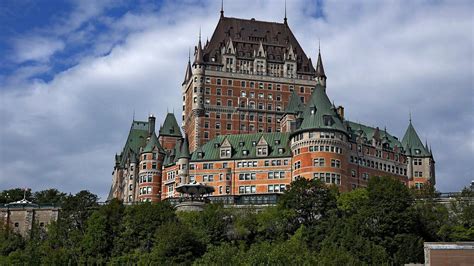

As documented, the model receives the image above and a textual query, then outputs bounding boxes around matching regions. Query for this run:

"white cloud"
[0,0,472,199]
[12,36,65,63]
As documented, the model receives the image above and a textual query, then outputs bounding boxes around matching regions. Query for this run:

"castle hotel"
[108,9,435,203]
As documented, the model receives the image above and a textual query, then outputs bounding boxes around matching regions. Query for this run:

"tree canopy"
[0,180,472,264]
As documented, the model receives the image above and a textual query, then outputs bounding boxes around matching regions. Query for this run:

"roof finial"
[199,27,201,42]
[409,111,412,123]
[188,47,190,62]
[220,0,224,17]
[132,108,135,121]
[318,38,321,53]
[284,0,287,24]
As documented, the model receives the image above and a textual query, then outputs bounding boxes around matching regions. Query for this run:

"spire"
[183,48,192,85]
[315,44,326,79]
[284,0,287,24]
[194,29,204,65]
[220,0,224,18]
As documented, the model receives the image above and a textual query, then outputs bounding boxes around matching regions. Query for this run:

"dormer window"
[257,147,268,156]
[274,140,280,145]
[323,115,334,126]
[239,141,245,147]
[242,150,249,156]
[278,148,284,154]
[214,143,220,148]
[252,141,257,146]
[310,106,316,115]
[220,148,231,159]
[197,152,204,158]
[415,149,421,154]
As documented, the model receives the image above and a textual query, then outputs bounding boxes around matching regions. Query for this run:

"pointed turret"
[297,85,346,134]
[159,113,182,137]
[315,51,326,78]
[401,120,430,156]
[194,32,204,65]
[285,90,304,114]
[179,136,191,159]
[182,51,192,85]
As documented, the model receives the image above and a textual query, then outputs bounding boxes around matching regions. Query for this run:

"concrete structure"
[0,199,59,237]
[109,10,436,203]
[424,242,474,266]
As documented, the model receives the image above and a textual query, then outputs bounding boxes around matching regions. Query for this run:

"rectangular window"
[314,158,325,166]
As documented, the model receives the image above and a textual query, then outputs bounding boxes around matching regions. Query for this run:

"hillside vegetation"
[1,177,473,265]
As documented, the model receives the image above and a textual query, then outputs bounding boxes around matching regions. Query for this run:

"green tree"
[113,201,176,255]
[150,221,205,265]
[0,225,24,257]
[360,176,423,264]
[80,198,124,261]
[32,189,66,205]
[279,178,337,227]
[0,188,32,204]
[178,203,231,245]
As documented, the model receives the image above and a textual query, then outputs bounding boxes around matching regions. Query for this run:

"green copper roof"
[118,120,149,167]
[143,132,164,153]
[179,137,191,159]
[297,85,346,134]
[285,90,304,114]
[191,132,291,161]
[346,121,402,150]
[402,121,430,157]
[159,113,182,137]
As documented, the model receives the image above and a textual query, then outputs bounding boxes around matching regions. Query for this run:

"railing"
[164,193,282,206]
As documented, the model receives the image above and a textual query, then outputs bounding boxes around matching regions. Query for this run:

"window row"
[237,161,257,168]
[313,158,341,168]
[350,170,369,180]
[268,184,287,193]
[264,159,289,166]
[414,171,423,177]
[268,171,286,179]
[413,158,423,165]
[239,173,256,180]
[139,174,153,183]
[239,185,256,194]
[308,145,343,154]
[139,186,152,195]
[350,156,407,175]
[313,173,341,185]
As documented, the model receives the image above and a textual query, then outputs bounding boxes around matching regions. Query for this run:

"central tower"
[181,13,323,152]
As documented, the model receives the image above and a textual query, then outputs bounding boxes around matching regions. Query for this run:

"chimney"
[148,114,156,136]
[337,106,344,120]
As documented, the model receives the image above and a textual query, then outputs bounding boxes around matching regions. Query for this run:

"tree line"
[0,176,473,265]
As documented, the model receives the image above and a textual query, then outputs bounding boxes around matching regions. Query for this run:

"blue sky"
[0,0,472,200]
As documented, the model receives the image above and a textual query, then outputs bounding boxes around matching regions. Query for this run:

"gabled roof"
[402,121,430,157]
[203,16,315,74]
[346,121,402,150]
[297,85,347,134]
[159,113,182,137]
[191,132,291,161]
[143,132,164,153]
[285,90,304,114]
